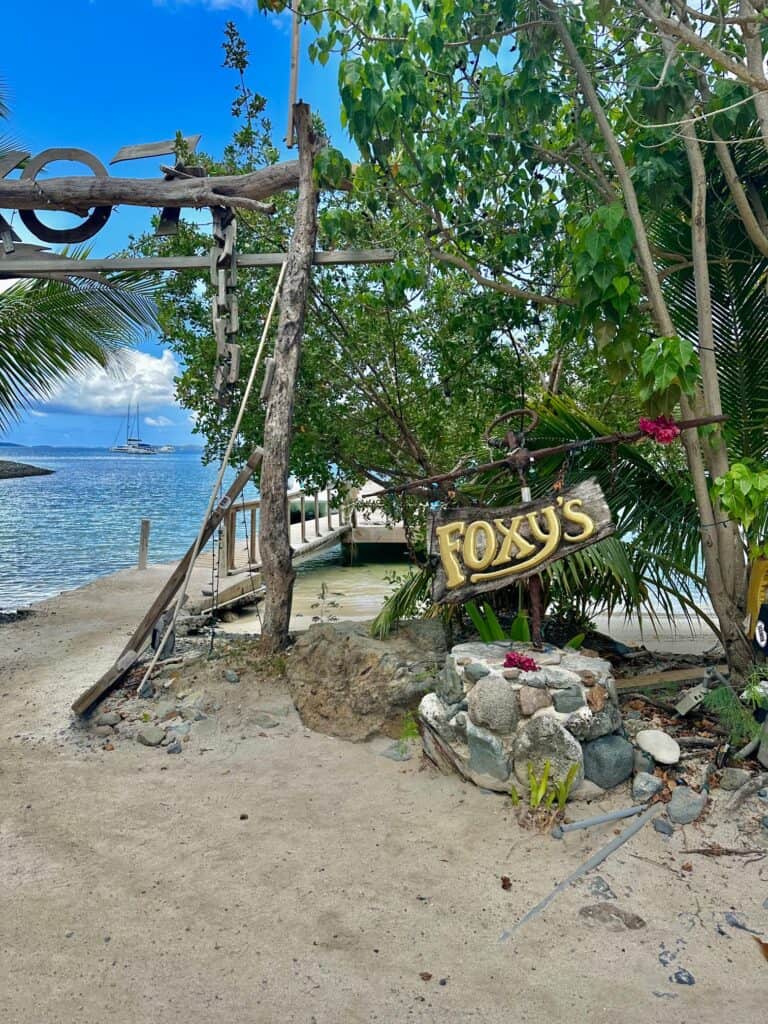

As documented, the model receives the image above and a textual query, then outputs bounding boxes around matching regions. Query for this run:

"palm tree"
[0,89,158,430]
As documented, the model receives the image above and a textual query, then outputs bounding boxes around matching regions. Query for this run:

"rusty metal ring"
[19,147,112,243]
[483,408,539,447]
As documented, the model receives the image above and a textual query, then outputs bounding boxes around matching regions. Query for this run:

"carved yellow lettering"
[435,521,467,589]
[562,499,596,543]
[470,506,561,583]
[463,520,497,571]
[491,516,536,566]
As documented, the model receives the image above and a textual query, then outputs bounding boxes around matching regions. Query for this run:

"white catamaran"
[110,402,165,455]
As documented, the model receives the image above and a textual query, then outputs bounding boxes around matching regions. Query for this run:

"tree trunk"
[259,104,318,651]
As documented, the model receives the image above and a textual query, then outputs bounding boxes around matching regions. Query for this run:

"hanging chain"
[211,206,241,408]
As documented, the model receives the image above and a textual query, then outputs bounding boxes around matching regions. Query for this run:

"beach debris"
[500,876,512,890]
[578,903,646,931]
[632,772,664,801]
[166,739,183,754]
[670,969,695,986]
[587,876,616,900]
[753,936,768,962]
[667,787,707,825]
[552,804,645,838]
[501,804,658,939]
[727,773,768,812]
[636,729,681,766]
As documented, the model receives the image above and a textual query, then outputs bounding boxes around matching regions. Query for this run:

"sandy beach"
[1,562,765,1024]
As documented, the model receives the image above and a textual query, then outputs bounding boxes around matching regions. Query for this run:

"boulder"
[466,721,511,783]
[553,684,586,714]
[513,715,584,789]
[583,703,622,741]
[467,675,519,734]
[582,735,634,789]
[636,729,680,766]
[288,619,446,741]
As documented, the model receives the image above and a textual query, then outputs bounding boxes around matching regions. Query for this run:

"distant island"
[0,460,54,480]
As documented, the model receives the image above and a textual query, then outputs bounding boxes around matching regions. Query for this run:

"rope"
[137,260,287,694]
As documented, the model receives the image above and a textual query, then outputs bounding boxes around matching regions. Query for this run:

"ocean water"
[0,447,267,610]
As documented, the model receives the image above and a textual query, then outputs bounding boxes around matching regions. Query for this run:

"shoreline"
[0,458,54,479]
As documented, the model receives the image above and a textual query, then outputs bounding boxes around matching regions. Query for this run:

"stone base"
[420,640,632,797]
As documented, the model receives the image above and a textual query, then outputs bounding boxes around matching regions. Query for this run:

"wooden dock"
[190,483,406,613]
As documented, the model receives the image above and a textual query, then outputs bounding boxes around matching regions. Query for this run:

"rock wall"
[419,641,633,796]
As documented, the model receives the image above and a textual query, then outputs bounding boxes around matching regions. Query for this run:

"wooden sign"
[429,478,614,604]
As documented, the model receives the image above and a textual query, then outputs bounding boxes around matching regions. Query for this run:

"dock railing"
[219,486,357,577]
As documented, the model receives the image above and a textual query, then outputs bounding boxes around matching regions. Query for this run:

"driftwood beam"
[0,248,396,278]
[0,160,301,211]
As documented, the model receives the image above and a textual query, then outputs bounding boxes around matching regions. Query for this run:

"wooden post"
[314,492,320,536]
[250,507,258,564]
[259,104,319,651]
[137,519,150,570]
[300,493,307,543]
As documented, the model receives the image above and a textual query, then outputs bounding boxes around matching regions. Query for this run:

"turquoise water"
[0,447,268,610]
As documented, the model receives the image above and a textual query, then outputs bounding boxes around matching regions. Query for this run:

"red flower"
[638,415,680,445]
[503,651,539,672]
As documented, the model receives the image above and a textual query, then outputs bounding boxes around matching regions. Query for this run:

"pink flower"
[503,651,539,672]
[638,416,680,445]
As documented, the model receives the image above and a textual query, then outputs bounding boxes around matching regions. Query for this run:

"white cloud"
[145,415,174,428]
[41,349,180,416]
[28,410,48,418]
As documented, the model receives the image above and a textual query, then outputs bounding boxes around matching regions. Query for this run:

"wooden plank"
[191,576,265,615]
[347,525,407,544]
[110,135,202,164]
[0,249,396,277]
[614,665,728,692]
[137,519,150,570]
[71,447,264,716]
[430,479,614,605]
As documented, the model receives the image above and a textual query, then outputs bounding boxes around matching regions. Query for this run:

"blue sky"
[1,0,347,447]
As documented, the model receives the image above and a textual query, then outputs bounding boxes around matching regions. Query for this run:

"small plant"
[397,710,420,755]
[553,763,580,811]
[310,581,340,624]
[504,651,539,672]
[703,685,761,747]
[465,600,507,642]
[527,760,551,809]
[509,784,521,807]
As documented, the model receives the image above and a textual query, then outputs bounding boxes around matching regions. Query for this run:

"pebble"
[579,903,646,931]
[136,726,166,747]
[93,725,114,738]
[633,749,654,774]
[96,711,121,727]
[632,771,663,801]
[670,969,695,986]
[224,670,240,684]
[379,742,412,762]
[582,735,634,789]
[757,788,768,803]
[761,815,768,833]
[636,729,680,766]
[653,817,674,836]
[253,712,279,729]
[667,786,707,825]
[166,739,183,754]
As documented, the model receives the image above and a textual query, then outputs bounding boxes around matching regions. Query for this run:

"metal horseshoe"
[19,147,112,243]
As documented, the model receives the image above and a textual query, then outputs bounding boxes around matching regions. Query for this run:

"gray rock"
[168,721,191,737]
[524,666,583,689]
[445,699,468,720]
[464,662,490,684]
[288,619,446,741]
[436,661,465,704]
[719,767,752,791]
[553,684,586,714]
[467,676,519,734]
[253,712,279,729]
[96,711,120,727]
[634,749,654,774]
[623,718,646,742]
[667,786,707,824]
[758,788,768,803]
[224,669,240,684]
[579,903,646,931]
[513,715,584,789]
[636,729,680,766]
[632,771,663,801]
[136,726,165,747]
[419,693,464,747]
[379,741,412,762]
[758,734,768,770]
[466,721,511,782]
[518,686,552,717]
[166,739,183,754]
[653,817,674,836]
[761,815,768,833]
[93,724,114,738]
[583,703,622,741]
[582,735,633,790]
[564,706,594,741]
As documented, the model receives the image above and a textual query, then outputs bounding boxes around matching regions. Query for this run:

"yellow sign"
[430,479,613,604]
